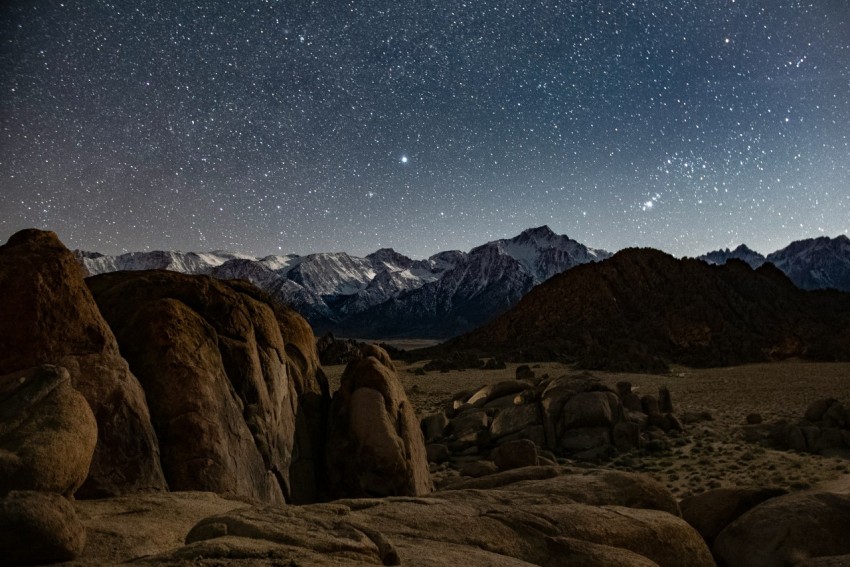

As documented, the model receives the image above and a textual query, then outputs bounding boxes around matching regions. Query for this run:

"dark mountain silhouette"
[435,248,850,371]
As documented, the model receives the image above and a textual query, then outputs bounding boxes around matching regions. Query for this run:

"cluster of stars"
[0,1,848,257]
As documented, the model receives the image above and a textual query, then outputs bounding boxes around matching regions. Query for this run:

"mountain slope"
[765,235,850,291]
[441,248,850,370]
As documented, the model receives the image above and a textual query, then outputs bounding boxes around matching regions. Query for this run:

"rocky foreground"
[2,229,850,566]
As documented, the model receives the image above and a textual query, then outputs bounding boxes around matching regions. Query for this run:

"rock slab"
[143,467,713,567]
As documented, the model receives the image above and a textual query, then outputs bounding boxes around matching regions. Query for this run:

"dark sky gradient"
[1,1,848,258]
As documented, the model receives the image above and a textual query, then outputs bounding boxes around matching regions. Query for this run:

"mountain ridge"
[76,230,850,339]
[438,247,850,370]
[76,225,611,338]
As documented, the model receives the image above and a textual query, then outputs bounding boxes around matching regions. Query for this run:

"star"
[0,1,846,259]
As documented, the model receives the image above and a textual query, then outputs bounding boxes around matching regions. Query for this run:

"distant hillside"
[439,248,850,371]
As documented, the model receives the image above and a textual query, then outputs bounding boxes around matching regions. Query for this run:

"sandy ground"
[325,359,850,500]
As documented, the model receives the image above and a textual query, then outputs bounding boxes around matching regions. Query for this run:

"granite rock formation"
[0,229,166,497]
[88,269,331,504]
[422,373,682,479]
[325,345,432,498]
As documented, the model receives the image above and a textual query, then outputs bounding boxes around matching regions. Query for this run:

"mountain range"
[76,226,611,338]
[698,235,850,291]
[440,248,850,370]
[77,230,850,340]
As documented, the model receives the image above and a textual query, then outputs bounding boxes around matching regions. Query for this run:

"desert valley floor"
[28,357,850,566]
[327,357,850,499]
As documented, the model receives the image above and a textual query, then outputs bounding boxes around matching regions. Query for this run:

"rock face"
[0,490,87,564]
[0,229,166,497]
[325,345,432,498]
[0,365,97,498]
[143,467,713,567]
[713,481,850,567]
[443,248,850,369]
[87,269,330,505]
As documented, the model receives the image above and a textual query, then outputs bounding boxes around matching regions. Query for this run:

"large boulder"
[0,229,166,497]
[143,467,712,567]
[87,270,330,504]
[492,439,540,471]
[73,492,251,565]
[0,490,87,564]
[713,482,850,567]
[325,345,431,498]
[0,365,97,498]
[546,536,661,567]
[680,486,786,547]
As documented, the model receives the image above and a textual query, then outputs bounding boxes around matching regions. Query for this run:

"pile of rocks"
[316,332,364,365]
[421,366,685,480]
[744,397,850,458]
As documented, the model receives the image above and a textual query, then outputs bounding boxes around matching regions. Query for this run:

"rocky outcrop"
[423,374,683,479]
[87,269,330,505]
[746,398,850,459]
[440,248,850,369]
[0,491,87,565]
[713,479,850,566]
[0,365,97,498]
[0,229,166,497]
[141,467,713,567]
[325,345,432,498]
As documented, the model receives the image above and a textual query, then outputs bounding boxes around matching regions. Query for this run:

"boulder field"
[2,228,850,566]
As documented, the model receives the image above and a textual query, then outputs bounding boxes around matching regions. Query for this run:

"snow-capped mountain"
[75,249,255,275]
[765,235,850,291]
[76,225,610,338]
[699,236,850,292]
[333,226,612,338]
[698,244,766,269]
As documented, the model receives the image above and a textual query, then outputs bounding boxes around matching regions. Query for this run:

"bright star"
[400,156,408,164]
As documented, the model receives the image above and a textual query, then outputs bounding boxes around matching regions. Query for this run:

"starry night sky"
[1,1,848,258]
